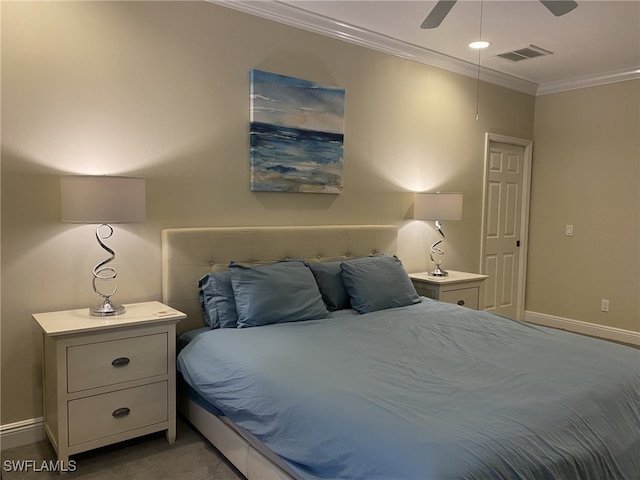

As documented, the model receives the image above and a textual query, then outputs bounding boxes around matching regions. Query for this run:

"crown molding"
[536,68,640,95]
[211,1,638,97]
[211,0,538,95]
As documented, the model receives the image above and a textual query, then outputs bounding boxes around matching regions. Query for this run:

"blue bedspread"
[177,299,640,480]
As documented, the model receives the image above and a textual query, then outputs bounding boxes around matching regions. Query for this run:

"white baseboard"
[0,417,44,450]
[524,311,640,346]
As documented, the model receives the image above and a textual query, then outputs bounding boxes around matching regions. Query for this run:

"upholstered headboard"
[161,225,398,333]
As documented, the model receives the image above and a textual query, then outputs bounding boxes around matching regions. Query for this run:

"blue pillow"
[340,255,420,314]
[307,261,351,311]
[230,260,329,328]
[198,271,239,329]
[198,274,217,328]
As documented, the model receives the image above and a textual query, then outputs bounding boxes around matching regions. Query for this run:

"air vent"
[494,44,553,62]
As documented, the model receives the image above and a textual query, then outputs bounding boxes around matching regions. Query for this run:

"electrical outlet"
[601,299,609,312]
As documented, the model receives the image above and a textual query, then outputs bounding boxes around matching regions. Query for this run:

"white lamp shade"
[61,176,146,223]
[414,192,463,221]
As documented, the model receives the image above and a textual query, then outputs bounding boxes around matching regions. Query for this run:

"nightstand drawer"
[68,381,168,446]
[413,284,435,298]
[410,271,488,311]
[67,333,168,393]
[439,287,479,310]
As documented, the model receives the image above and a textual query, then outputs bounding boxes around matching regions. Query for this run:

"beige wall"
[2,1,534,424]
[529,80,640,332]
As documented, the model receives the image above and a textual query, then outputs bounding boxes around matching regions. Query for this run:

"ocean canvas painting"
[250,70,345,193]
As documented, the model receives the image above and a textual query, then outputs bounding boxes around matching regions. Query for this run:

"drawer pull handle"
[112,407,131,418]
[457,300,465,306]
[111,357,130,367]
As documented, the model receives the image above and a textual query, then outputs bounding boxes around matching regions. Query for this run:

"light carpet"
[1,417,244,480]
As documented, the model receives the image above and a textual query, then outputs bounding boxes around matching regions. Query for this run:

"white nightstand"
[410,271,489,310]
[32,301,185,469]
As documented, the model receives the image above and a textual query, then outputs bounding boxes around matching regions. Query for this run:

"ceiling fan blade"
[420,0,457,29]
[539,0,578,17]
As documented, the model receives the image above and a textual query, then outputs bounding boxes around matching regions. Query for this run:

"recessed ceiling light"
[469,41,490,49]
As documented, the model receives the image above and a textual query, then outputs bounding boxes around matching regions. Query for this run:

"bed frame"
[161,225,398,479]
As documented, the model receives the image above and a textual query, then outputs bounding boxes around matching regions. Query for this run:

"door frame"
[479,133,533,320]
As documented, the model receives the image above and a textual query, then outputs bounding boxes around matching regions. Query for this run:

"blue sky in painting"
[250,70,345,134]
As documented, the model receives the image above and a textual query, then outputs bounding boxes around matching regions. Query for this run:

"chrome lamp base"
[90,298,125,317]
[90,224,125,317]
[428,220,449,277]
[429,266,449,277]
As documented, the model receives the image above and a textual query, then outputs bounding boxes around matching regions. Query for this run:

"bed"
[162,225,640,480]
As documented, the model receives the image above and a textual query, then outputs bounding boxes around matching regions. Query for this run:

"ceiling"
[214,0,640,95]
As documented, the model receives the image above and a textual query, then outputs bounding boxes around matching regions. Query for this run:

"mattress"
[177,299,640,480]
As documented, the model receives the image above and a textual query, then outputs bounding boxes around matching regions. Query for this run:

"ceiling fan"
[420,0,578,29]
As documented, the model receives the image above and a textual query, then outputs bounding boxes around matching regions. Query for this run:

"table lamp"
[414,192,463,276]
[60,175,146,316]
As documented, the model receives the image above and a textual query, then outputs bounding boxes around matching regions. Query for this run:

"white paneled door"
[481,136,532,320]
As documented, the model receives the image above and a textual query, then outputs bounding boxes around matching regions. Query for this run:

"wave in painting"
[250,121,344,193]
